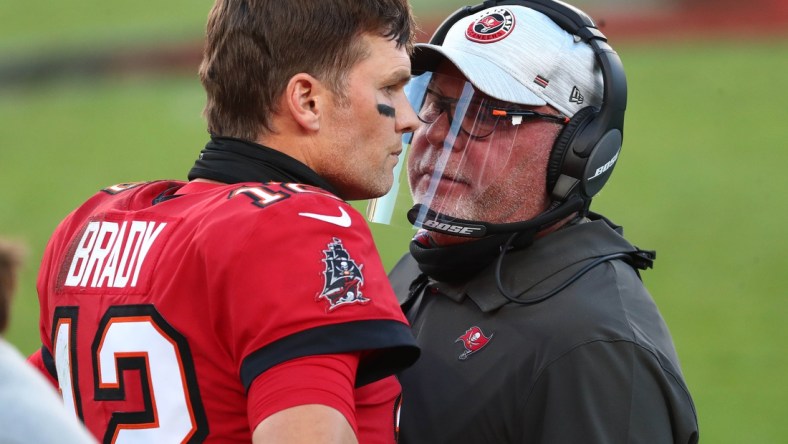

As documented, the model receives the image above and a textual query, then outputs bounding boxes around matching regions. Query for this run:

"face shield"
[368,71,569,235]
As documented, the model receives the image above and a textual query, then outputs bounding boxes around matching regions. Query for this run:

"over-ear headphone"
[427,0,627,207]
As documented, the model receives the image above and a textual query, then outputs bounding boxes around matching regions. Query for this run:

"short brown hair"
[199,0,416,141]
[0,238,26,333]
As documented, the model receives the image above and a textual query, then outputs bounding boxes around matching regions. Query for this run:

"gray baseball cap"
[412,5,603,117]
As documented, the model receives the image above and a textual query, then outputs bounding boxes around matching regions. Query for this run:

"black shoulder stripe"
[41,345,58,381]
[240,320,419,391]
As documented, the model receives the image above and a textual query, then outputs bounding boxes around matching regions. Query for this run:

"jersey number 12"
[53,305,208,443]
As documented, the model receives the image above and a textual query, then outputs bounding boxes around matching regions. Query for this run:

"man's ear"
[285,73,324,132]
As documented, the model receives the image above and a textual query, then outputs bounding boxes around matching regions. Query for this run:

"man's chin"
[359,177,394,201]
[412,200,472,219]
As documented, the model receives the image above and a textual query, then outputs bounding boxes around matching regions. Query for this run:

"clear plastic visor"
[367,71,521,226]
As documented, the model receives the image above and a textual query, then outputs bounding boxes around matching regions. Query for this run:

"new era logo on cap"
[570,86,585,104]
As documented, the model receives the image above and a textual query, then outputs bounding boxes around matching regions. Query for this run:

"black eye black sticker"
[377,104,396,118]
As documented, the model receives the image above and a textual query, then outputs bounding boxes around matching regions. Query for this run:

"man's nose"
[424,112,464,151]
[397,100,422,135]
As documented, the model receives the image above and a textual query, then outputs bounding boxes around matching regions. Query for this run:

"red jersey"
[34,180,418,443]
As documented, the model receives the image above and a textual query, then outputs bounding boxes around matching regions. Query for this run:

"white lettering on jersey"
[65,221,167,288]
[230,186,288,206]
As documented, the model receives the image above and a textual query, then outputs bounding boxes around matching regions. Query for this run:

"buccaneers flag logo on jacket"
[456,326,493,360]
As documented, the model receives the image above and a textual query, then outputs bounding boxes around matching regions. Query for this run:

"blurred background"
[1,0,786,441]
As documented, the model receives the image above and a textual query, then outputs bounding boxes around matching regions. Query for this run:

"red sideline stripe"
[534,76,549,88]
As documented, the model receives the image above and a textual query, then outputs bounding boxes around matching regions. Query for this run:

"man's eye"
[384,84,404,94]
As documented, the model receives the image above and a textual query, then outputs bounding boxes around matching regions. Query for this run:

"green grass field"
[1,1,788,442]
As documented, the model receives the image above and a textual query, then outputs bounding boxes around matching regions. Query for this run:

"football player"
[28,1,421,443]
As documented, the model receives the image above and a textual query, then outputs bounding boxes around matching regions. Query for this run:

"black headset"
[406,1,643,306]
[427,0,627,206]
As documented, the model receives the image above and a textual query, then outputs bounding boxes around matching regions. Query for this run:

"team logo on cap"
[466,8,515,43]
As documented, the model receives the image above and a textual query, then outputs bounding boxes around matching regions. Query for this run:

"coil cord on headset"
[494,231,653,305]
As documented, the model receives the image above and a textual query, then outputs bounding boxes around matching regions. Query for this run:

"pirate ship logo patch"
[466,8,515,43]
[456,326,494,360]
[317,238,369,311]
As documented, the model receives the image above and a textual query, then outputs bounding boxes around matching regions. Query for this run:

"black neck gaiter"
[187,136,339,194]
[409,233,515,283]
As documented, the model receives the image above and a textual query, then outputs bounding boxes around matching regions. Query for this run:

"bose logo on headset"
[588,148,620,181]
[422,220,485,235]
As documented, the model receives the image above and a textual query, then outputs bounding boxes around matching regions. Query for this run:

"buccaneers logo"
[466,8,515,43]
[317,238,369,311]
[456,326,494,360]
